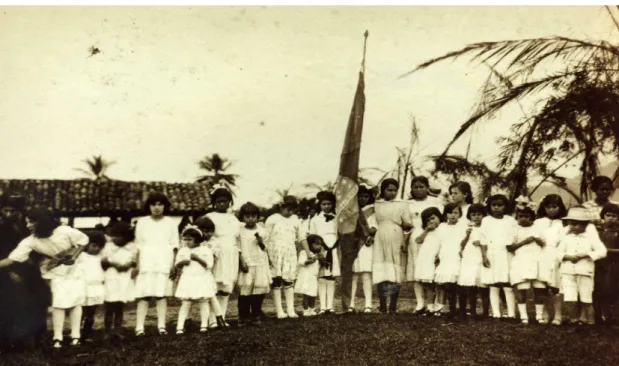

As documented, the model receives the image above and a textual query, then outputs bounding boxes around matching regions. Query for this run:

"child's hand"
[364,236,374,247]
[240,260,249,273]
[466,228,472,236]
[190,253,199,261]
[563,255,579,263]
[472,240,481,247]
[482,257,491,268]
[400,245,408,253]
[458,250,463,258]
[434,256,440,267]
[131,268,139,280]
[169,267,178,280]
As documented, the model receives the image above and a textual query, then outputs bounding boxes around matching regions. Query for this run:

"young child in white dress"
[480,194,517,320]
[352,185,377,314]
[101,222,137,340]
[309,191,340,314]
[175,225,225,334]
[535,194,568,325]
[557,207,607,325]
[79,231,107,342]
[413,207,443,315]
[204,186,243,326]
[237,202,271,326]
[457,204,490,319]
[295,234,323,316]
[265,196,302,319]
[507,206,547,324]
[0,208,90,348]
[133,192,180,336]
[434,203,466,318]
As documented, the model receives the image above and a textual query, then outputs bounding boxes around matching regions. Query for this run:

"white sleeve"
[588,232,607,261]
[169,220,180,250]
[67,227,89,247]
[8,237,34,262]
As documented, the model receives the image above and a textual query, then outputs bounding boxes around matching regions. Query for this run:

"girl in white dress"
[0,208,89,348]
[295,234,322,316]
[204,186,243,326]
[101,222,137,340]
[480,194,518,320]
[352,185,377,314]
[265,196,302,319]
[412,207,442,315]
[133,192,180,336]
[534,194,568,325]
[372,179,413,314]
[457,204,490,319]
[507,206,547,324]
[434,203,467,318]
[407,176,444,312]
[449,181,473,220]
[175,225,224,334]
[79,231,107,342]
[237,202,271,326]
[309,191,340,314]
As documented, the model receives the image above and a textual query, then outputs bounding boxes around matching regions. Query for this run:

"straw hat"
[563,207,591,222]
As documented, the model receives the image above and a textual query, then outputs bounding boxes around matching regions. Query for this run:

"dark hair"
[591,176,613,191]
[515,206,536,220]
[466,203,487,220]
[380,178,399,199]
[536,194,567,219]
[421,207,443,229]
[144,192,171,215]
[442,202,462,220]
[195,216,215,234]
[449,181,473,204]
[411,176,430,189]
[601,203,619,219]
[306,234,324,253]
[87,230,106,247]
[106,221,135,242]
[181,227,203,243]
[26,208,60,239]
[486,194,510,214]
[239,202,260,219]
[316,191,336,205]
[281,195,298,210]
[358,185,375,206]
[211,188,233,206]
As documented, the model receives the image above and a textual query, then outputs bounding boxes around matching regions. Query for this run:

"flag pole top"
[362,30,369,74]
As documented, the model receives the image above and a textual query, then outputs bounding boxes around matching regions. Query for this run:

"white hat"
[563,207,591,222]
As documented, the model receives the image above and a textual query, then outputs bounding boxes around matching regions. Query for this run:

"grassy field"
[3,283,619,365]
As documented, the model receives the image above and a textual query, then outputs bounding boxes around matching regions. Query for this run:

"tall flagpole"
[362,30,369,74]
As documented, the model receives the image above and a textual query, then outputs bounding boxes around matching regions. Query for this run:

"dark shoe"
[216,316,229,329]
[412,308,427,316]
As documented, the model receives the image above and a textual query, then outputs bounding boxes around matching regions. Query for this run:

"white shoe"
[277,312,288,319]
[537,317,548,325]
[287,311,299,319]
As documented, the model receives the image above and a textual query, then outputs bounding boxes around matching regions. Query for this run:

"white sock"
[156,298,167,329]
[518,304,528,320]
[414,282,425,310]
[273,288,284,314]
[136,300,149,331]
[326,281,335,310]
[362,273,373,309]
[200,300,210,328]
[177,301,192,330]
[490,287,501,318]
[535,304,544,319]
[218,295,229,320]
[504,288,516,318]
[351,274,358,309]
[69,306,82,339]
[318,280,327,311]
[210,297,223,316]
[284,287,296,316]
[52,308,65,341]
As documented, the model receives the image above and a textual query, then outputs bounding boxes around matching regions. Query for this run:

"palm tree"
[197,153,239,192]
[404,6,619,201]
[75,155,115,180]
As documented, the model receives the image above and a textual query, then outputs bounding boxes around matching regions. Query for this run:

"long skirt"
[372,222,406,284]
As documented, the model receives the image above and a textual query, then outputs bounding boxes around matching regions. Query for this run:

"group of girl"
[0,175,618,350]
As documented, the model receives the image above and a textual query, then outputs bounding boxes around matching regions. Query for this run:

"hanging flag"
[334,32,368,235]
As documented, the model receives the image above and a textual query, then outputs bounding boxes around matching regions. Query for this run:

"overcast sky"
[0,6,614,207]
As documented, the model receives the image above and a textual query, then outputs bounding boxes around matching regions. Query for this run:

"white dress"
[353,207,377,273]
[509,225,544,285]
[458,226,484,287]
[237,225,271,296]
[412,227,441,283]
[479,215,517,286]
[134,216,180,298]
[434,223,466,284]
[102,241,137,303]
[372,200,413,284]
[175,246,217,300]
[79,253,105,306]
[309,212,340,277]
[8,225,89,309]
[265,213,301,282]
[294,251,319,297]
[535,217,565,289]
[205,212,241,293]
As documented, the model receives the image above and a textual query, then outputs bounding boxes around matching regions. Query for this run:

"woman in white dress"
[0,208,89,348]
[372,179,413,314]
[352,185,377,313]
[407,176,444,312]
[133,192,179,336]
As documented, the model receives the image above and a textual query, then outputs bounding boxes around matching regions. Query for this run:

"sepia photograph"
[1,3,619,365]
